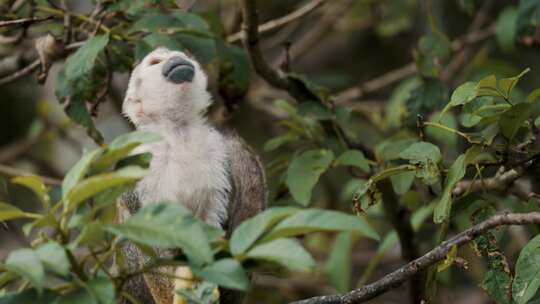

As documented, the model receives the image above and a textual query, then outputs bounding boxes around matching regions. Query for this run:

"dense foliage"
[1,0,540,303]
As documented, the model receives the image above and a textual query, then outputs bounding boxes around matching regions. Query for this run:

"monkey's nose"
[162,56,195,84]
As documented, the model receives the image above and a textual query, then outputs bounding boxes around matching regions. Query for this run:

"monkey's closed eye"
[148,58,162,66]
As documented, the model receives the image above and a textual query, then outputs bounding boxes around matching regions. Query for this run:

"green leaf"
[62,148,103,201]
[106,203,213,265]
[298,102,334,120]
[135,33,184,60]
[390,171,415,195]
[71,222,105,248]
[176,281,219,304]
[11,176,50,209]
[263,133,300,152]
[499,68,530,99]
[194,258,249,290]
[468,123,500,145]
[286,149,335,206]
[472,207,513,304]
[54,276,115,304]
[54,287,94,304]
[437,245,458,272]
[263,208,379,242]
[0,290,57,304]
[0,202,37,222]
[427,112,458,147]
[230,207,299,255]
[440,81,478,118]
[245,238,315,272]
[174,33,216,66]
[64,98,104,145]
[386,78,421,128]
[325,232,352,292]
[527,88,540,103]
[398,142,442,186]
[460,97,495,127]
[92,131,161,172]
[434,154,466,223]
[399,141,441,164]
[513,234,540,304]
[273,99,297,116]
[216,41,251,100]
[482,269,513,304]
[376,137,417,161]
[517,0,540,34]
[405,78,448,122]
[88,276,115,304]
[434,146,481,223]
[65,166,147,210]
[5,248,44,293]
[354,180,383,211]
[65,34,110,84]
[476,75,501,97]
[35,241,70,276]
[335,150,370,172]
[129,14,186,33]
[499,102,532,140]
[496,7,518,53]
[416,31,451,77]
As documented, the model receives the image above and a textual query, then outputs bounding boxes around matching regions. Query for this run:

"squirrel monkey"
[118,48,267,304]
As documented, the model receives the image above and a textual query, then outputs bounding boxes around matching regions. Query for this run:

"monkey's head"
[123,48,211,127]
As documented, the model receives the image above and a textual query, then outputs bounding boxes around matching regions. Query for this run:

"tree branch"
[291,212,540,304]
[452,168,522,197]
[378,180,422,304]
[229,0,325,43]
[240,0,293,92]
[335,24,496,103]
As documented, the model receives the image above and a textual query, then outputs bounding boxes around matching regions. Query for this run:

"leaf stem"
[424,122,471,142]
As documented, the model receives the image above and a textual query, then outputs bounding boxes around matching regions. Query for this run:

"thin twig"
[441,0,494,82]
[0,59,40,85]
[273,0,356,66]
[0,163,62,186]
[290,212,540,304]
[0,136,40,163]
[228,0,325,43]
[0,40,84,86]
[60,0,72,44]
[0,16,52,28]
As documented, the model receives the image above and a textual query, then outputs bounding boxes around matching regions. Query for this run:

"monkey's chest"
[135,138,231,225]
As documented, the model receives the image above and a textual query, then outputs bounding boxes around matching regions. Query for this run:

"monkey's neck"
[139,115,206,136]
[137,115,215,152]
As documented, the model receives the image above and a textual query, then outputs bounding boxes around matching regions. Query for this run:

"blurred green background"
[1,0,538,303]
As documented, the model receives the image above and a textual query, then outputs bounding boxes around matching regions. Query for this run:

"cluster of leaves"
[262,2,540,302]
[0,130,379,303]
[12,0,252,144]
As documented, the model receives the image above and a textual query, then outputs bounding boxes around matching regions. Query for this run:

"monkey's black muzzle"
[162,56,195,84]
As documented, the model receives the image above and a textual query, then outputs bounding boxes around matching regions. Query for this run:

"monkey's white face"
[123,48,211,127]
